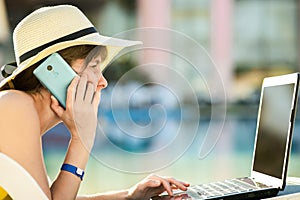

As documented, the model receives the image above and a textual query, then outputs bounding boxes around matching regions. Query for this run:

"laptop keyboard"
[187,178,260,199]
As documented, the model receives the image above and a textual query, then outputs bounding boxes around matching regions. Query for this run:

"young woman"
[0,4,189,200]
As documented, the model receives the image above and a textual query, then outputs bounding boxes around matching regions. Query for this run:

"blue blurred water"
[43,106,300,153]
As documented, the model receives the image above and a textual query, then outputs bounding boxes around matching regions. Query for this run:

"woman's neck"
[29,89,61,135]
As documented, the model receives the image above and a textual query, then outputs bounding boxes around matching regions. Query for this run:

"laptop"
[156,72,300,200]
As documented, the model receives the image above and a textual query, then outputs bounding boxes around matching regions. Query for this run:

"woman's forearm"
[50,137,91,200]
[76,189,130,200]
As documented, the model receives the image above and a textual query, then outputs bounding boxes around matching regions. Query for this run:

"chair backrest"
[0,153,48,199]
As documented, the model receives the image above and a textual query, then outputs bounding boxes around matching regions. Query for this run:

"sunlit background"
[1,0,300,195]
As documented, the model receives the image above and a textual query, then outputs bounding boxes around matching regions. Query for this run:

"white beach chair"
[0,153,48,199]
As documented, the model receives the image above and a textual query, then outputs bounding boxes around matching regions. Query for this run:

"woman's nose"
[98,75,108,89]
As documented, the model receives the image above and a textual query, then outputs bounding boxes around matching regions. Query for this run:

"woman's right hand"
[127,174,190,200]
[50,74,100,150]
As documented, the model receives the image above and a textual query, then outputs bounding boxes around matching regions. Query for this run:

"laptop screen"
[253,83,295,179]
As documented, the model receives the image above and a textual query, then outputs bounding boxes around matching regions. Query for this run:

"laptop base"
[155,187,279,200]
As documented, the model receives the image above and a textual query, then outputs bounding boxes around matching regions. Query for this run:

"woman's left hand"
[50,75,100,150]
[127,174,190,200]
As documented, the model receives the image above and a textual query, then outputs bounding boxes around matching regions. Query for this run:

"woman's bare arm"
[0,91,51,198]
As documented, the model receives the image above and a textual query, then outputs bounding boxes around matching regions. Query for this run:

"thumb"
[50,95,64,117]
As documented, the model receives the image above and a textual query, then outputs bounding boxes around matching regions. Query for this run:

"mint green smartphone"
[33,53,77,109]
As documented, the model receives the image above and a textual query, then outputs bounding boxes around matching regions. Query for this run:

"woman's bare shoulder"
[0,90,33,103]
[0,90,40,132]
[0,91,50,197]
[0,90,37,113]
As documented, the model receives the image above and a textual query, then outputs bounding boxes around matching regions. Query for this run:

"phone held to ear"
[33,53,78,109]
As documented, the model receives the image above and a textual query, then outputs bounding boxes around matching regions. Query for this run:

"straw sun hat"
[0,4,142,90]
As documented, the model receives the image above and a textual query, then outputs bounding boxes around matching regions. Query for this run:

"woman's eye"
[88,61,100,68]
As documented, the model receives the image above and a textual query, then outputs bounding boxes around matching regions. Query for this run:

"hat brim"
[0,33,142,90]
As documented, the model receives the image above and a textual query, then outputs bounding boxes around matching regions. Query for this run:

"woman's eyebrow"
[91,57,100,64]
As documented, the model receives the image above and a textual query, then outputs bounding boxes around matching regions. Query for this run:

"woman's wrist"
[61,163,85,180]
[123,189,132,200]
[69,129,96,152]
[82,189,130,200]
[64,138,91,169]
[125,188,139,200]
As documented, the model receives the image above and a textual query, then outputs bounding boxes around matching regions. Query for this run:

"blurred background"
[1,0,300,195]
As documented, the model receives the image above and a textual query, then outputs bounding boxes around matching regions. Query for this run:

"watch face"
[76,168,84,176]
[61,164,84,180]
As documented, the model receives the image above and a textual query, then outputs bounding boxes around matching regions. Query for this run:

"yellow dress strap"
[0,186,12,200]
